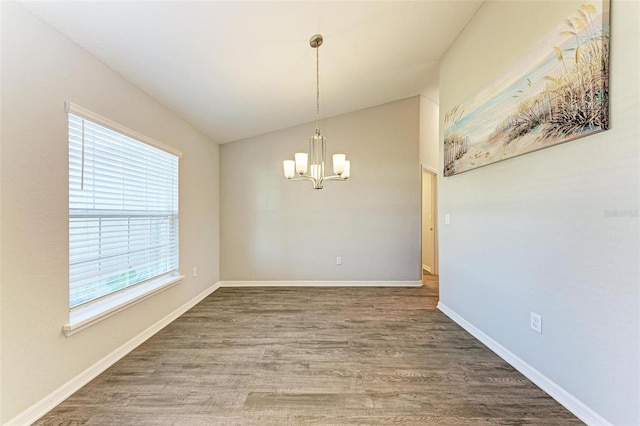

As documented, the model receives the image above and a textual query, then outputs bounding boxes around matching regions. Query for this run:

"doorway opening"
[421,166,438,293]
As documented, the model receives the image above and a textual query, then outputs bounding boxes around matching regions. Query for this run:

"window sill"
[63,274,184,337]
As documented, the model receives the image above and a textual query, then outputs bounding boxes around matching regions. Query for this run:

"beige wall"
[439,1,639,424]
[220,97,421,281]
[419,95,439,171]
[0,3,220,422]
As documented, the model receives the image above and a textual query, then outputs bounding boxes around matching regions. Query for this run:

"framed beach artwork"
[444,0,610,177]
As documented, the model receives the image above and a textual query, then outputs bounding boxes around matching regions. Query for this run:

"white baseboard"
[6,282,221,426]
[219,280,423,287]
[437,302,612,426]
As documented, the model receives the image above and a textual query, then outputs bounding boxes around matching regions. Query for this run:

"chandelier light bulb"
[294,153,308,174]
[342,161,350,178]
[333,154,346,175]
[283,160,295,178]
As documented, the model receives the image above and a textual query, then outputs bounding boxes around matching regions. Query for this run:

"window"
[67,103,180,312]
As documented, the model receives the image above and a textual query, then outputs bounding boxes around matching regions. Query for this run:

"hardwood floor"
[36,279,581,425]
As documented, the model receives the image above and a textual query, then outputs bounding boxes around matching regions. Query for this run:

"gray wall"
[0,3,220,422]
[221,97,421,281]
[439,1,639,424]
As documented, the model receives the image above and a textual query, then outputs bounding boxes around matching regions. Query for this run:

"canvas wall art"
[444,1,610,177]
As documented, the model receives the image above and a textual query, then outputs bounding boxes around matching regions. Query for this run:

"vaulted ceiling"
[20,1,483,143]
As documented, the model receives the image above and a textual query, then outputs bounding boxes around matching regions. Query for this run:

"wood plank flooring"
[36,277,581,425]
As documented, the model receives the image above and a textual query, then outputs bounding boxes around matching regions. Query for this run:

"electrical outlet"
[530,312,542,334]
[192,267,198,277]
[445,213,451,225]
[336,256,342,265]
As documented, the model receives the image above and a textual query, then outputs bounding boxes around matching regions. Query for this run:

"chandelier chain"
[315,41,320,135]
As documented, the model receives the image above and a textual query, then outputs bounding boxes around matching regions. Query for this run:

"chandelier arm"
[319,175,348,184]
[288,175,324,189]
[287,175,318,183]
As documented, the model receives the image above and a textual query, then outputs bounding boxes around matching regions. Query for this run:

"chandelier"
[283,34,350,189]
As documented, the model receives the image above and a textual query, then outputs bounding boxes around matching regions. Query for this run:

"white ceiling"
[20,1,483,144]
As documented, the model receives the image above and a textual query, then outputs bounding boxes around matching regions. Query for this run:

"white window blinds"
[68,109,179,308]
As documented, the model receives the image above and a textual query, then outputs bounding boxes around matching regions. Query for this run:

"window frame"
[63,102,183,337]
